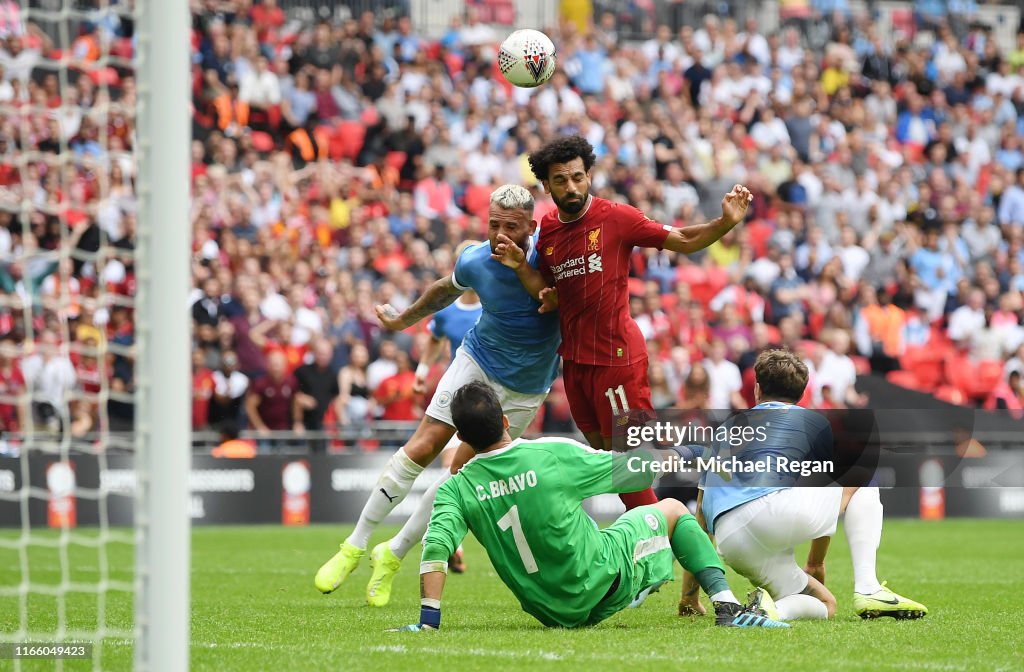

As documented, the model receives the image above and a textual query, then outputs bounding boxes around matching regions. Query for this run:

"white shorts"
[714,487,842,599]
[425,346,547,439]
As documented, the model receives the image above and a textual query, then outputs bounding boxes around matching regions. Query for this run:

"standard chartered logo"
[587,253,603,273]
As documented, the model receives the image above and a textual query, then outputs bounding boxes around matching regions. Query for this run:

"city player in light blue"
[690,349,927,622]
[314,184,561,607]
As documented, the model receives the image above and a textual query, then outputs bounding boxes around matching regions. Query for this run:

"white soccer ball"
[498,29,557,88]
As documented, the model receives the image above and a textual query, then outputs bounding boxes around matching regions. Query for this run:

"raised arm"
[490,234,558,313]
[414,335,446,394]
[375,275,463,331]
[661,185,753,254]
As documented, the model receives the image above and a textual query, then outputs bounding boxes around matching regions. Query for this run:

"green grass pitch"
[1,519,1023,671]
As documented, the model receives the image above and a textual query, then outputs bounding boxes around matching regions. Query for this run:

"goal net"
[0,1,189,670]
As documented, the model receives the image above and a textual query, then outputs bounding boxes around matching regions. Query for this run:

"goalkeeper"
[393,382,789,631]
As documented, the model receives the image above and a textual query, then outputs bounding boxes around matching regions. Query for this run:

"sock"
[345,447,424,550]
[670,513,736,601]
[844,486,883,594]
[776,594,829,620]
[389,471,452,560]
[709,589,740,605]
[619,487,658,510]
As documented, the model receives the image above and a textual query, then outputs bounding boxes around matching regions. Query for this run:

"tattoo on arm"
[401,276,463,327]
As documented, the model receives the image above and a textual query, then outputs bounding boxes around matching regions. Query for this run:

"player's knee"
[404,422,452,466]
[656,498,688,524]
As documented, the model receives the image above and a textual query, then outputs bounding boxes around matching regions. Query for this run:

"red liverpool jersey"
[537,196,671,366]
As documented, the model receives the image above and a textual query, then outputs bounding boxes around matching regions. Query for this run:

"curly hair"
[754,349,809,403]
[528,135,596,182]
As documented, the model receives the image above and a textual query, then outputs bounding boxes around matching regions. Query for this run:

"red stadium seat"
[464,184,492,219]
[384,150,406,172]
[850,355,871,376]
[935,385,967,406]
[676,264,707,286]
[251,131,274,153]
[332,121,365,161]
[969,360,1005,400]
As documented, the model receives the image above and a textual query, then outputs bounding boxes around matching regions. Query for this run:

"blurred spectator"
[703,339,746,410]
[210,350,249,428]
[21,331,76,434]
[336,342,373,433]
[245,350,296,451]
[293,338,340,453]
[192,349,216,431]
[0,335,26,433]
[211,421,257,458]
[373,350,418,421]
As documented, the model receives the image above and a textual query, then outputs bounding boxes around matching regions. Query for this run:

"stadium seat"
[968,360,1005,400]
[384,151,407,172]
[675,264,707,286]
[900,345,947,391]
[332,121,365,161]
[464,184,492,219]
[935,385,967,406]
[251,131,274,153]
[850,355,871,376]
[943,352,974,398]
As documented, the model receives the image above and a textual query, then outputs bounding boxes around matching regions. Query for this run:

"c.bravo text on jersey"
[475,470,539,501]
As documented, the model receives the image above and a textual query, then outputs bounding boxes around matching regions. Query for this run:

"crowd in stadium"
[1,0,1024,449]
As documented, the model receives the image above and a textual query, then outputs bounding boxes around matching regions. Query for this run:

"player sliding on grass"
[314,185,560,605]
[391,381,790,631]
[493,135,753,509]
[690,349,928,622]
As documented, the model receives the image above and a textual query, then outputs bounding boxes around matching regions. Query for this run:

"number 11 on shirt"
[605,384,630,416]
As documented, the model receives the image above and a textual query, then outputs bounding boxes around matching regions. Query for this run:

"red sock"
[619,487,658,510]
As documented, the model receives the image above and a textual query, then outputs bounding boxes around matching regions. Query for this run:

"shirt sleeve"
[555,440,656,500]
[421,480,468,568]
[451,246,474,291]
[428,313,442,338]
[619,203,672,250]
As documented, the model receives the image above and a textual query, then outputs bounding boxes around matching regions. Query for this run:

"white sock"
[345,447,424,550]
[709,590,740,605]
[389,471,452,559]
[844,486,883,594]
[776,594,829,620]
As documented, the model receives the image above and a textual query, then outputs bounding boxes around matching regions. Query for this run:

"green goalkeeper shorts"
[585,505,675,626]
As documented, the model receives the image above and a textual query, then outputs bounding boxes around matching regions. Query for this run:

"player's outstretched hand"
[721,184,753,226]
[491,233,525,270]
[538,287,559,313]
[386,624,437,632]
[375,303,405,331]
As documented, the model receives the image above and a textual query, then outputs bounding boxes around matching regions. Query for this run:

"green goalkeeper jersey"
[421,437,656,628]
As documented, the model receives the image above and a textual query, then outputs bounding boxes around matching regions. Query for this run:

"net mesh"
[0,1,138,669]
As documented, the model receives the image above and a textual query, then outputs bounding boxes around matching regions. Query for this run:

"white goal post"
[133,0,190,670]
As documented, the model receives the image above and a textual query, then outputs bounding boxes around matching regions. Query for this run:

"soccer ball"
[498,29,557,88]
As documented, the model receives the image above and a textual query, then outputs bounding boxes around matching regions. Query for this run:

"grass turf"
[0,519,1022,671]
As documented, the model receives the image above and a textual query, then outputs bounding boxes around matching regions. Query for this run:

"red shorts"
[562,358,654,438]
